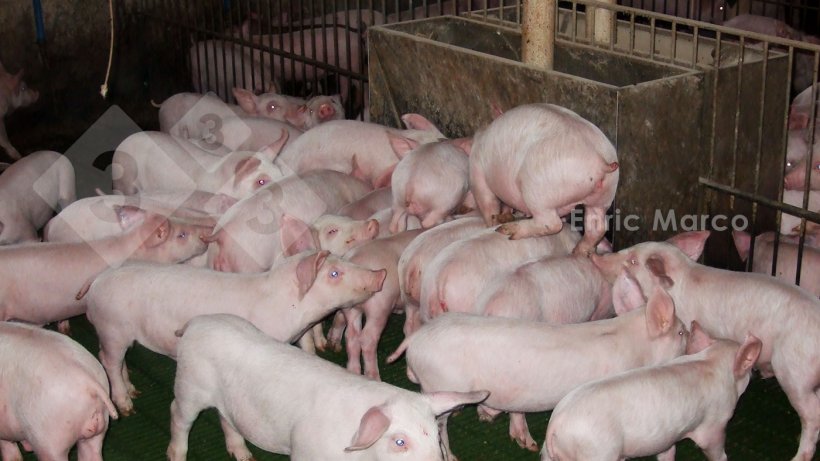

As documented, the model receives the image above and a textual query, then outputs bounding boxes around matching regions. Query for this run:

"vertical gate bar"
[275,0,284,95]
[794,50,820,284]
[522,0,555,70]
[344,0,352,110]
[629,10,635,55]
[729,37,746,211]
[751,43,768,277]
[245,0,256,93]
[310,0,318,98]
[771,47,796,277]
[217,2,230,100]
[703,31,722,219]
[357,0,364,120]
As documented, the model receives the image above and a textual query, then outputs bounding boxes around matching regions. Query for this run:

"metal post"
[522,0,554,70]
[592,0,614,45]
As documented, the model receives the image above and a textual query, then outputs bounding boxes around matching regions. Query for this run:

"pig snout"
[365,219,379,238]
[367,269,387,293]
[317,102,336,121]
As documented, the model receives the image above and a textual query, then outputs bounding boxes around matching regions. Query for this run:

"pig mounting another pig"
[467,103,619,256]
[167,314,489,461]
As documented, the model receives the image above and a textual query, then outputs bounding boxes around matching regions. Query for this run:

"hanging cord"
[100,0,114,98]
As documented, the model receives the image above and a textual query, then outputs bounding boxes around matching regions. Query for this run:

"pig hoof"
[119,406,136,417]
[513,437,539,452]
[495,223,516,239]
[494,211,516,224]
[57,320,72,336]
[127,388,142,398]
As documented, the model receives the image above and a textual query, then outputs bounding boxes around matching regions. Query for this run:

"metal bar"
[699,178,820,223]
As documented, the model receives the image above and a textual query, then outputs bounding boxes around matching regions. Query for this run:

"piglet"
[475,254,613,324]
[112,130,287,199]
[543,322,761,461]
[167,314,489,461]
[732,231,820,296]
[388,139,472,232]
[0,208,210,327]
[276,114,446,188]
[590,230,820,461]
[0,150,75,244]
[335,229,424,380]
[789,85,818,131]
[83,250,386,415]
[468,103,619,256]
[388,283,687,459]
[300,94,345,129]
[0,63,38,160]
[0,322,118,461]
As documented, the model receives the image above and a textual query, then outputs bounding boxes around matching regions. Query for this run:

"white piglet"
[167,314,489,461]
[544,322,762,461]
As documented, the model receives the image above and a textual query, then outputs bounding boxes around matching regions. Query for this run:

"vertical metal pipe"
[521,0,554,70]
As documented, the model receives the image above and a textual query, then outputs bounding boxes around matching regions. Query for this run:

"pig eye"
[395,439,405,447]
[327,228,338,235]
[257,178,268,187]
[629,257,638,265]
[267,103,277,113]
[330,270,339,278]
[786,160,794,169]
[678,330,685,336]
[177,231,187,239]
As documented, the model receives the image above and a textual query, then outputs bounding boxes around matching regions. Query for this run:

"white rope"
[100,0,114,98]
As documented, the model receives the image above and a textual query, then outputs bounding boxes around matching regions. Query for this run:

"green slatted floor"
[21,314,809,461]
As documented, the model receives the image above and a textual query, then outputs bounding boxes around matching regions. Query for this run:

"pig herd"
[0,62,819,461]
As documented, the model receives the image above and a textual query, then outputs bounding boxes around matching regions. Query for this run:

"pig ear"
[491,102,504,119]
[789,113,809,131]
[732,230,752,262]
[666,230,710,260]
[401,113,437,132]
[233,156,262,186]
[280,214,319,257]
[644,286,676,337]
[685,321,715,355]
[595,237,613,254]
[387,132,419,159]
[426,390,490,416]
[144,218,171,247]
[344,406,391,452]
[114,205,147,230]
[645,255,674,289]
[373,164,396,189]
[611,270,646,315]
[448,137,473,155]
[259,129,289,161]
[295,250,330,299]
[733,334,762,380]
[233,88,259,115]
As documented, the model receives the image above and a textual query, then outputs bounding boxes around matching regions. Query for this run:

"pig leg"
[776,367,820,461]
[389,208,408,234]
[469,163,501,227]
[496,210,563,241]
[420,209,450,229]
[311,323,328,352]
[0,122,21,160]
[476,405,502,422]
[437,413,459,461]
[75,433,105,461]
[402,303,421,337]
[0,440,22,461]
[573,206,608,256]
[97,340,135,415]
[122,364,139,398]
[508,412,538,451]
[656,446,676,461]
[167,398,201,461]
[344,308,364,375]
[327,310,346,353]
[297,331,316,355]
[690,426,727,461]
[360,295,394,381]
[220,416,254,461]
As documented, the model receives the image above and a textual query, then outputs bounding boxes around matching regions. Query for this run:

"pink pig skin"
[44,192,231,244]
[83,250,386,415]
[543,323,761,461]
[167,314,488,461]
[397,216,486,335]
[276,115,446,188]
[788,85,819,131]
[733,231,820,297]
[216,115,303,152]
[0,64,38,160]
[419,225,580,323]
[112,131,287,199]
[388,139,471,232]
[334,229,424,380]
[468,103,619,256]
[338,187,394,220]
[0,211,210,327]
[0,322,118,461]
[206,170,371,273]
[475,254,614,324]
[390,286,687,459]
[0,150,75,245]
[591,231,820,461]
[784,148,820,191]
